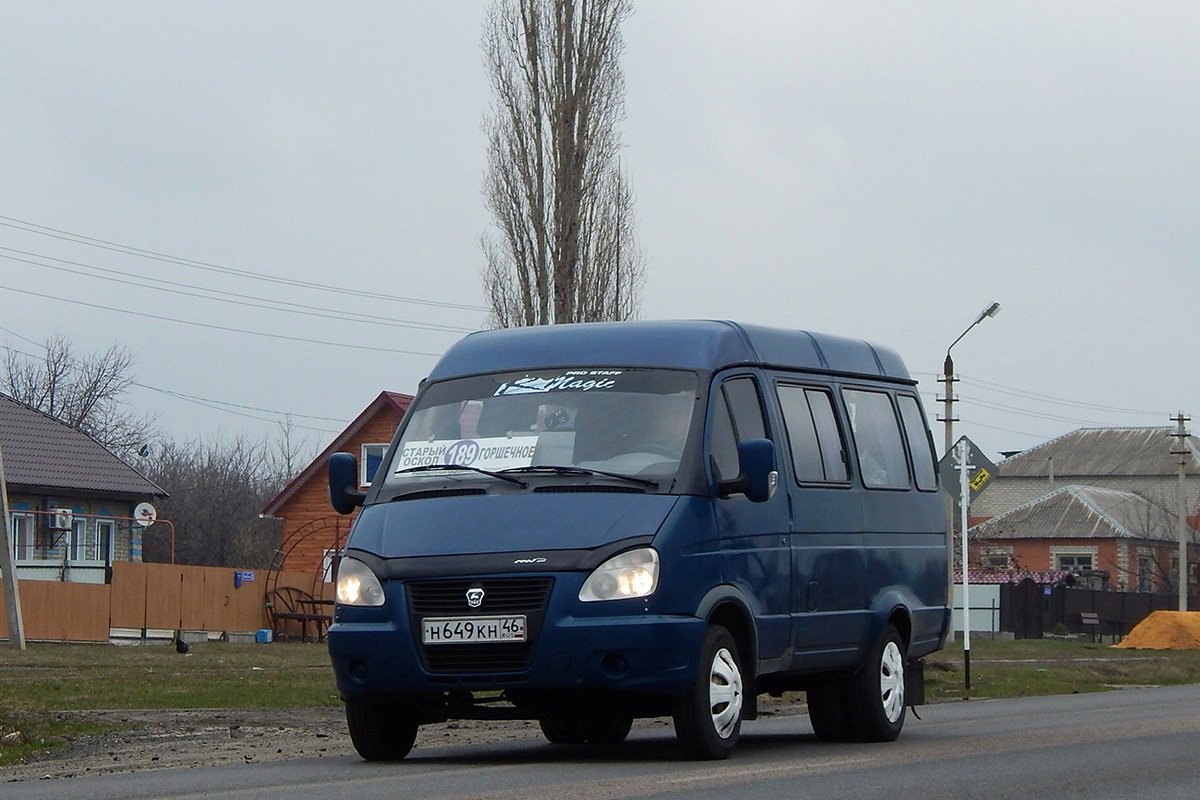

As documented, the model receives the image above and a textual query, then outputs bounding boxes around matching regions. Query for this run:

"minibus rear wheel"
[346,699,419,761]
[847,623,907,742]
[673,625,744,759]
[806,678,854,741]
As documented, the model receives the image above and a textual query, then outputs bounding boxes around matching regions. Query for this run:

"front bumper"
[328,575,705,700]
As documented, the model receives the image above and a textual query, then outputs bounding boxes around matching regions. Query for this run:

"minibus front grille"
[408,577,553,614]
[408,577,553,675]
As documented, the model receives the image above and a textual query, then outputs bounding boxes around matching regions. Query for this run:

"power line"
[957,395,1117,428]
[959,374,1169,417]
[0,331,347,435]
[914,370,1168,417]
[0,214,487,312]
[0,284,448,357]
[0,248,478,334]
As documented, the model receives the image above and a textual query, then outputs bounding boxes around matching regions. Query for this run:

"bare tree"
[2,335,156,458]
[481,0,645,327]
[141,436,282,568]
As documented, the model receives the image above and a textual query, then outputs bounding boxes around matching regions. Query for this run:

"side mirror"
[329,452,366,515]
[718,438,779,503]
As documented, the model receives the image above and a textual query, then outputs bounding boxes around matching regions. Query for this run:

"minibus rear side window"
[777,385,848,483]
[842,388,911,489]
[897,394,938,491]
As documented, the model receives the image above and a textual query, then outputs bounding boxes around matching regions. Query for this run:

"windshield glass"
[383,368,700,487]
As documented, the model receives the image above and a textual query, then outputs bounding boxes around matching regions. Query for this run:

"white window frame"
[68,517,88,563]
[1050,546,1097,572]
[92,519,116,563]
[981,548,1012,570]
[321,548,343,583]
[10,512,37,563]
[94,520,115,563]
[360,443,389,487]
[1137,553,1155,593]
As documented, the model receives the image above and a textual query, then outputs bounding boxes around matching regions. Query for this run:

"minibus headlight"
[579,547,659,602]
[335,557,386,607]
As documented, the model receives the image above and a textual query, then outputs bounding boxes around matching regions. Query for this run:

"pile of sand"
[1114,611,1200,650]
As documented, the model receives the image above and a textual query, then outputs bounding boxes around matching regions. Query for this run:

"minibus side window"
[896,394,938,491]
[778,385,848,483]
[842,388,911,489]
[710,377,767,481]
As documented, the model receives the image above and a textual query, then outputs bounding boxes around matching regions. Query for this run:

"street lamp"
[939,301,1000,649]
[942,302,1000,461]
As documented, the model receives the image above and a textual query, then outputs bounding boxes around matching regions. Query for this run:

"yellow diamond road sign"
[938,435,998,505]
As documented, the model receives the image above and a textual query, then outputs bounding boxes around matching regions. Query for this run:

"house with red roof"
[968,427,1200,596]
[260,391,413,581]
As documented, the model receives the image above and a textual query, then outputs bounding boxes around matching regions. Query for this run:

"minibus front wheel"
[672,625,744,759]
[346,699,419,761]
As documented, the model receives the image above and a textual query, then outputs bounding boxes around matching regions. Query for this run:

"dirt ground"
[2,700,808,783]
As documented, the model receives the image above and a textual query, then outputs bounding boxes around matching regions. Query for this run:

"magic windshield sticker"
[494,370,624,396]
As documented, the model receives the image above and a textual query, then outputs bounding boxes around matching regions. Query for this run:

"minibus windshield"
[384,368,700,488]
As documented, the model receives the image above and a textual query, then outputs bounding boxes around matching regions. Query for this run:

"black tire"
[672,625,744,760]
[582,716,634,744]
[806,677,854,742]
[538,717,587,745]
[539,715,633,745]
[847,624,907,742]
[345,700,419,761]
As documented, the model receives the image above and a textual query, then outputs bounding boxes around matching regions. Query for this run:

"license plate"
[422,615,527,645]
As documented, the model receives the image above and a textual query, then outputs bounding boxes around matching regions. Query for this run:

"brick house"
[968,427,1200,594]
[1,393,167,583]
[261,391,413,581]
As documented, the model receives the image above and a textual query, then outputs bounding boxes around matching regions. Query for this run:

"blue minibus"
[327,320,949,760]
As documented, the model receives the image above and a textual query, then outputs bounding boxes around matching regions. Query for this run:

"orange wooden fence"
[0,563,331,643]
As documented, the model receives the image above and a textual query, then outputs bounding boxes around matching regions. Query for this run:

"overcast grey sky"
[2,1,1196,462]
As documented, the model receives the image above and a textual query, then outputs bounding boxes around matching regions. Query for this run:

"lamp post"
[939,302,1000,644]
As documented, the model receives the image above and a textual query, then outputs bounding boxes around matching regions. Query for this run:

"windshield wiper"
[499,464,657,488]
[395,463,528,487]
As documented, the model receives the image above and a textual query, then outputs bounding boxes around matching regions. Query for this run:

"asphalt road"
[7,684,1200,800]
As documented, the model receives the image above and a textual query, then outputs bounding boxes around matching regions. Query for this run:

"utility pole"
[938,302,1000,613]
[0,442,26,649]
[1169,412,1191,612]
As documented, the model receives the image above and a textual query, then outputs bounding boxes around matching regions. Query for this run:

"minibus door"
[709,374,792,669]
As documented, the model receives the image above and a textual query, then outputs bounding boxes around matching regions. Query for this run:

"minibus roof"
[427,320,913,384]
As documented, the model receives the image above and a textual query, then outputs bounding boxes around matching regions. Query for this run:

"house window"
[1056,554,1093,572]
[982,553,1011,570]
[322,549,343,583]
[360,444,388,487]
[68,518,87,562]
[94,519,115,563]
[1138,555,1154,593]
[1170,556,1180,591]
[10,513,36,561]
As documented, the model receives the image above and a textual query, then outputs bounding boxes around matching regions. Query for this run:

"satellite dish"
[133,502,158,527]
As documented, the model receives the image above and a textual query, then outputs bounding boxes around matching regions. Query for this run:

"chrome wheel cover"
[709,646,743,739]
[879,640,905,723]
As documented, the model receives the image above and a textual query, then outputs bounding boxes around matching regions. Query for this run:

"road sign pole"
[958,439,972,692]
